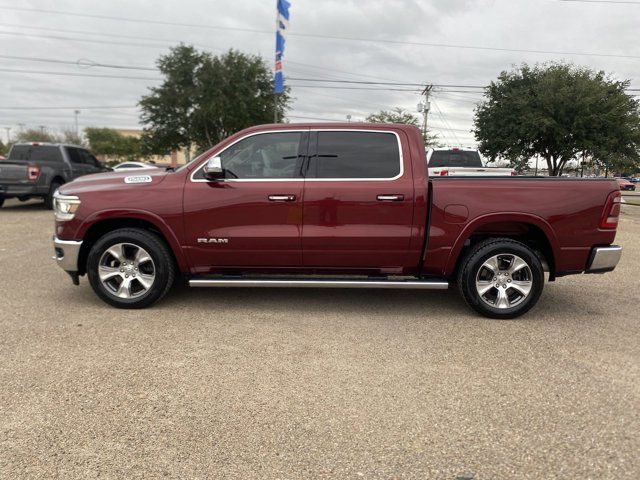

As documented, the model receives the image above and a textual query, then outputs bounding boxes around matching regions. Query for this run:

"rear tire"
[44,181,62,210]
[87,228,175,309]
[0,197,4,208]
[457,238,544,319]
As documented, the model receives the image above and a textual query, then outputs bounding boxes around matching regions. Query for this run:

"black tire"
[87,228,176,309]
[0,197,4,208]
[44,180,62,210]
[457,238,544,319]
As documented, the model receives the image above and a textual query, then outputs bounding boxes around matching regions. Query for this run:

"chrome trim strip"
[586,245,622,272]
[52,236,82,272]
[189,278,449,289]
[189,128,405,183]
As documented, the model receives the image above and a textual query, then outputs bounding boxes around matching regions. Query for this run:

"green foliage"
[0,139,6,156]
[366,107,440,147]
[14,128,58,143]
[474,63,640,176]
[139,45,290,155]
[61,130,85,146]
[85,128,141,161]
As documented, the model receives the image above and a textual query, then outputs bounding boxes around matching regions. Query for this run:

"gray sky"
[1,0,639,148]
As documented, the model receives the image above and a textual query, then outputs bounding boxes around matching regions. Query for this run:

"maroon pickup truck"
[52,123,622,318]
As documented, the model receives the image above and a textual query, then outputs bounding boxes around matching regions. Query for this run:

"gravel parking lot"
[1,199,638,479]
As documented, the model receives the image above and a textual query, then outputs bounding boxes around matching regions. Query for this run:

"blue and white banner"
[274,0,291,94]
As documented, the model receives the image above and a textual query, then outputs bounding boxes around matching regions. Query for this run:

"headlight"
[53,192,81,221]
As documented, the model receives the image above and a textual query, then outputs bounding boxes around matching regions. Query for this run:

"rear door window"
[66,147,83,164]
[311,131,401,179]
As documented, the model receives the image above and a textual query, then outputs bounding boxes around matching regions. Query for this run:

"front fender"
[75,208,189,272]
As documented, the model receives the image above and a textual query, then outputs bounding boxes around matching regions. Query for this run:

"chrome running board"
[189,278,449,290]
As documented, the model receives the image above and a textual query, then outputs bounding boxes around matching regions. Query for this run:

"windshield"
[429,150,483,168]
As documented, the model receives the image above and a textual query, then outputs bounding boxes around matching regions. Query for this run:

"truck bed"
[423,176,620,278]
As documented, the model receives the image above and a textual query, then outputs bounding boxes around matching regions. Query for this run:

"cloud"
[1,0,638,147]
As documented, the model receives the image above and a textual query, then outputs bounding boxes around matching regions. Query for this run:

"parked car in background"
[0,143,109,209]
[427,147,516,176]
[52,123,622,319]
[615,177,636,191]
[113,161,158,170]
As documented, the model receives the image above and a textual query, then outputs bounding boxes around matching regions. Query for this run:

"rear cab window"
[8,145,63,162]
[429,150,483,168]
[308,131,401,179]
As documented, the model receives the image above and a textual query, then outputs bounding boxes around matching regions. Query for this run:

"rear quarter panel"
[424,178,620,277]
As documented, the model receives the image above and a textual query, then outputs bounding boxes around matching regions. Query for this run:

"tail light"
[439,170,449,176]
[600,191,621,229]
[27,165,41,182]
[511,171,517,176]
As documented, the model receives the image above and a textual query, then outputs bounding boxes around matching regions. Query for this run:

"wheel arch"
[76,211,188,276]
[446,213,559,280]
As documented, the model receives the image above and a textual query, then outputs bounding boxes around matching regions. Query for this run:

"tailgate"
[0,161,29,184]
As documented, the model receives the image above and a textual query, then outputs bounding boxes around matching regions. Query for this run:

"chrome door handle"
[268,194,297,202]
[377,194,404,201]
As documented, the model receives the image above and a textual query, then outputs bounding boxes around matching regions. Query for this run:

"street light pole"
[74,110,81,137]
[4,126,10,144]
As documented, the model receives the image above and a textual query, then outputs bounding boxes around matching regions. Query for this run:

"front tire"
[87,228,175,309]
[457,238,544,319]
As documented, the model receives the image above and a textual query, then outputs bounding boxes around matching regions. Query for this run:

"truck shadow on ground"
[1,199,46,211]
[64,278,603,322]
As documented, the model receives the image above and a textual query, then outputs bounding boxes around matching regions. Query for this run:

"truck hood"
[59,169,169,195]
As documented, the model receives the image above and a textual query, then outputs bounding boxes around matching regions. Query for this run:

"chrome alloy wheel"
[475,254,533,309]
[97,243,156,299]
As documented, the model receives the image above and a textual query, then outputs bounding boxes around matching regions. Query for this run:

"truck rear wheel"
[44,180,62,210]
[87,228,175,309]
[457,238,544,319]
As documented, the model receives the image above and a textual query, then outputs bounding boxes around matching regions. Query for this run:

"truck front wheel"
[457,238,544,319]
[87,228,175,309]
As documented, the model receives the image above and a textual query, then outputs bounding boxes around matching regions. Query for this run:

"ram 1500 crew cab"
[51,123,622,318]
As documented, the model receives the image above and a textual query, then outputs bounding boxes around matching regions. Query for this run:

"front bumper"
[586,245,622,273]
[53,236,82,273]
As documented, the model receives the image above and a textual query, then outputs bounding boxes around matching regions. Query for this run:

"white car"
[427,148,516,176]
[112,161,158,170]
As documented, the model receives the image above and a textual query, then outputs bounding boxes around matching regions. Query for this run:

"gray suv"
[0,143,109,209]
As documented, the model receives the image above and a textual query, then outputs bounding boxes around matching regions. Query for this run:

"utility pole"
[74,110,81,137]
[4,127,10,144]
[419,84,433,141]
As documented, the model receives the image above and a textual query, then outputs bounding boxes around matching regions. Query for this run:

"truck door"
[302,130,415,270]
[183,130,308,272]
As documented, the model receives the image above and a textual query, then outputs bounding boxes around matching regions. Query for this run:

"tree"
[139,45,290,156]
[85,128,141,161]
[14,128,58,143]
[474,63,640,176]
[0,139,6,156]
[61,129,85,146]
[366,107,439,147]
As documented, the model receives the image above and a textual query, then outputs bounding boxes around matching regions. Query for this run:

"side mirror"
[203,156,224,179]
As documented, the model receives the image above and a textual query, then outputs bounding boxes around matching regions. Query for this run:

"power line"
[0,105,138,110]
[0,54,156,71]
[289,84,421,92]
[1,5,640,61]
[0,68,160,81]
[559,0,640,4]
